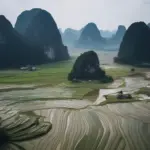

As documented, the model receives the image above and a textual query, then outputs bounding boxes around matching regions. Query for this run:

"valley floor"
[0,50,150,150]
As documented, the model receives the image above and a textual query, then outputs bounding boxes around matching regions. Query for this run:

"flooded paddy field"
[0,50,150,150]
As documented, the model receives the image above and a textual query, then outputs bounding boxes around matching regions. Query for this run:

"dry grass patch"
[100,95,139,105]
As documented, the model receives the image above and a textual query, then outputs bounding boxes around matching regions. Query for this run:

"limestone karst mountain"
[15,8,69,61]
[111,25,126,42]
[62,28,82,47]
[68,51,113,82]
[75,23,105,49]
[62,27,115,47]
[103,25,126,51]
[114,22,150,64]
[0,15,48,68]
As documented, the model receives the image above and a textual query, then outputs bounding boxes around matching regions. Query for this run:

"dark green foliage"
[0,15,49,68]
[68,51,113,82]
[15,8,69,61]
[115,22,150,64]
[100,75,113,83]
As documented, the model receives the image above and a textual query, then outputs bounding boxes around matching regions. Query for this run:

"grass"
[135,87,150,96]
[0,59,135,101]
[100,95,139,105]
[0,64,129,85]
[82,89,99,101]
[0,60,73,85]
[105,68,130,79]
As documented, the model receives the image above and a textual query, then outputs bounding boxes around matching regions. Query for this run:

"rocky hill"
[0,15,48,68]
[68,51,113,82]
[62,28,82,47]
[75,23,105,49]
[114,22,150,64]
[111,25,126,42]
[15,8,69,61]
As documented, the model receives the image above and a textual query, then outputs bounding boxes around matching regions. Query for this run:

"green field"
[0,59,134,101]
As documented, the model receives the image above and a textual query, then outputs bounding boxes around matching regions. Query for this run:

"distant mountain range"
[61,23,126,50]
[61,28,83,47]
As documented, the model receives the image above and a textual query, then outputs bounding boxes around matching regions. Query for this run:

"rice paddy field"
[0,50,150,150]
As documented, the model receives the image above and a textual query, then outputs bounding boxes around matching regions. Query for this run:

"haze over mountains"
[61,28,82,47]
[75,23,105,49]
[0,7,150,68]
[0,3,150,150]
[61,27,116,47]
[60,23,126,50]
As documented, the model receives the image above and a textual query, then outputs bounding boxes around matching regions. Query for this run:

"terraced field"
[0,75,150,150]
[0,51,150,150]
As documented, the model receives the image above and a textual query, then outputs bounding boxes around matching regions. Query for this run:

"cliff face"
[15,8,69,61]
[115,22,150,64]
[75,23,105,49]
[0,15,48,68]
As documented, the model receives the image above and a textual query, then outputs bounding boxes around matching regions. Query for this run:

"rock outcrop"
[111,25,126,42]
[0,15,48,68]
[68,51,113,82]
[114,22,150,64]
[75,23,105,49]
[15,8,69,61]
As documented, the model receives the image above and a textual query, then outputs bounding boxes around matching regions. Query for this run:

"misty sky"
[0,0,150,31]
